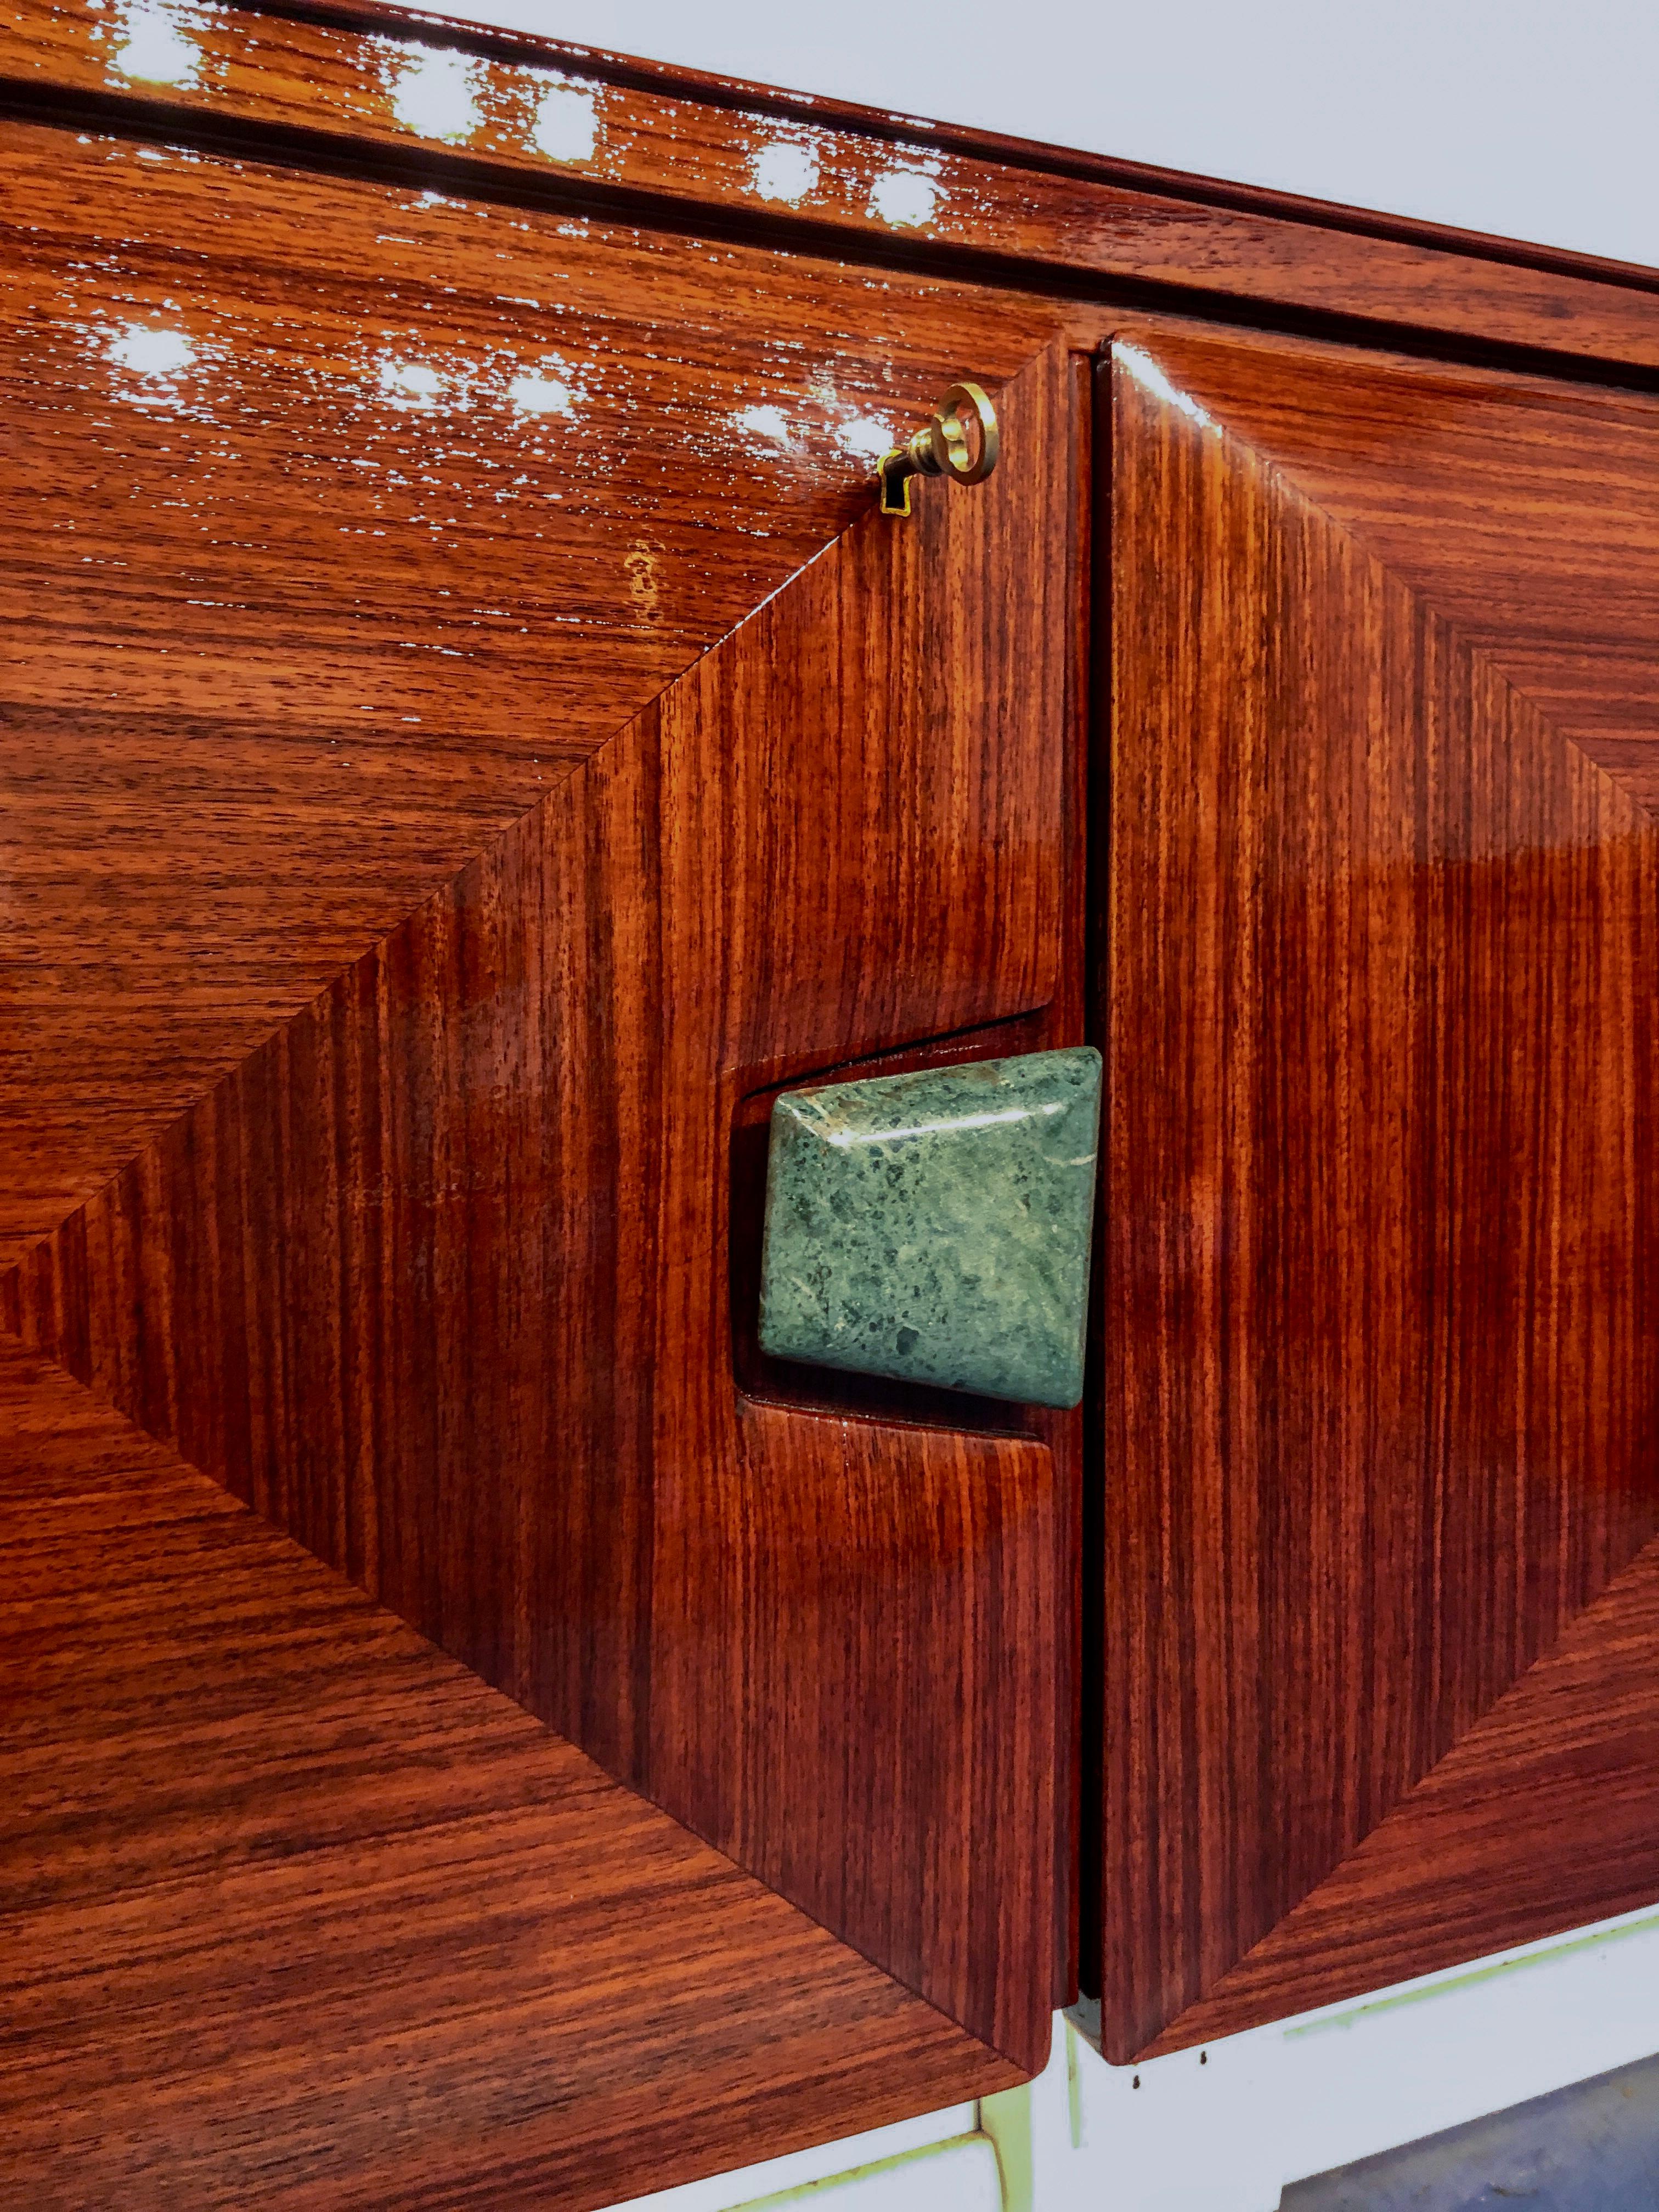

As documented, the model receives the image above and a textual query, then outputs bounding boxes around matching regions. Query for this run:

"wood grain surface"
[1163,1530,1659,2041]
[9,342,1086,2073]
[15,0,1659,2132]
[7,0,1659,373]
[0,114,1065,1264]
[1093,322,1659,2060]
[0,1334,1018,2210]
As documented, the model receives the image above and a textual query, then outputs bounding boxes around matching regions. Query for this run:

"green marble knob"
[757,1045,1102,1408]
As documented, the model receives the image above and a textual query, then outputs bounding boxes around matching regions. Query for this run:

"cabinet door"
[7,320,1085,2083]
[1093,321,1659,2061]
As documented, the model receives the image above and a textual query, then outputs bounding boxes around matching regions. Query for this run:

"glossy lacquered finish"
[0,1336,1019,2210]
[0,116,1066,1265]
[1094,322,1659,2062]
[9,0,1659,2182]
[9,342,1087,2075]
[9,0,1659,371]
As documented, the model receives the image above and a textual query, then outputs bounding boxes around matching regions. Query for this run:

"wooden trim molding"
[4,0,1659,375]
[127,0,1659,294]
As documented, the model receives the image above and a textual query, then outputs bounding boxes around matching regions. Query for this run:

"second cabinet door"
[1093,320,1659,2062]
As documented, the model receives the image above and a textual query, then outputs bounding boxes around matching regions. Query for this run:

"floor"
[1285,2051,1659,2210]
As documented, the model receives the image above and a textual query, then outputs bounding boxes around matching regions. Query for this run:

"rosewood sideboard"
[3,3,1659,2202]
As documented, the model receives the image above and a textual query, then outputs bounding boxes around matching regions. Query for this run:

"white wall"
[437,0,1656,270]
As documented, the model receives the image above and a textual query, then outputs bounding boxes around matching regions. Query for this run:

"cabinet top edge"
[165,0,1659,294]
[5,0,1659,375]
